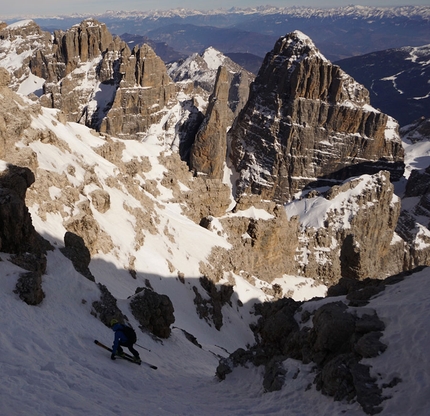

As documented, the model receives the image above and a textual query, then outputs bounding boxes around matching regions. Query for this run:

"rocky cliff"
[289,171,404,284]
[168,47,253,167]
[229,31,405,203]
[0,84,44,256]
[98,43,177,139]
[189,66,232,179]
[1,19,180,141]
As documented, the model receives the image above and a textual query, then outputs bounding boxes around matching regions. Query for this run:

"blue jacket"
[111,323,129,354]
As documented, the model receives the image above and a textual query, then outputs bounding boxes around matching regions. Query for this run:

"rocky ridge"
[0,19,180,141]
[189,66,232,179]
[216,270,417,415]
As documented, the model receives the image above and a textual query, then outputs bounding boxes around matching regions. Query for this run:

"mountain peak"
[271,30,328,69]
[229,30,404,203]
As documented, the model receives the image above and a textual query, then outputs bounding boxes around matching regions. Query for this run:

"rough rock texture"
[89,189,111,213]
[92,283,126,327]
[60,231,95,281]
[292,171,404,284]
[14,271,45,305]
[192,276,234,330]
[51,19,114,79]
[38,19,116,124]
[0,165,44,254]
[99,43,177,139]
[190,66,233,179]
[0,66,9,87]
[229,31,405,203]
[219,202,300,282]
[63,212,114,256]
[0,67,36,161]
[228,70,252,117]
[216,278,393,414]
[181,178,232,223]
[130,288,175,339]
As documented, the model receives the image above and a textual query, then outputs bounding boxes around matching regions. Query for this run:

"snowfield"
[2,249,430,415]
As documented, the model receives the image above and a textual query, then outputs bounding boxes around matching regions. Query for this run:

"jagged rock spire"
[52,19,114,78]
[189,66,232,179]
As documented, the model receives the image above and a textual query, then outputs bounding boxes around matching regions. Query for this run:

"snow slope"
[2,225,430,415]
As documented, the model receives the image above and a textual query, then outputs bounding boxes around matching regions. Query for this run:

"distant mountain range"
[1,6,429,125]
[2,5,429,61]
[336,44,430,127]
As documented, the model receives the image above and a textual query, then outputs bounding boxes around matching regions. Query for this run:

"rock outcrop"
[92,283,126,327]
[51,19,114,79]
[37,19,115,123]
[0,67,36,161]
[216,202,300,283]
[98,43,177,139]
[229,31,405,203]
[190,66,232,179]
[215,273,409,414]
[60,231,95,281]
[2,19,179,141]
[130,288,175,338]
[288,171,404,284]
[168,47,253,165]
[0,164,43,254]
[14,271,45,305]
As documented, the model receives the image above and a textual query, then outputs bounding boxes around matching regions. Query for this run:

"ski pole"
[136,343,151,352]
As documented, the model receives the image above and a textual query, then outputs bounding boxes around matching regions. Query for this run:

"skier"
[110,319,141,363]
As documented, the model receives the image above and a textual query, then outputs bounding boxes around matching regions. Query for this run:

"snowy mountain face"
[1,16,430,415]
[336,44,430,127]
[168,46,251,91]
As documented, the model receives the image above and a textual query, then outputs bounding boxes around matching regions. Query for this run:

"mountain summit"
[229,31,404,203]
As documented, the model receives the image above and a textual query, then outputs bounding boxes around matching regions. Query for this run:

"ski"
[94,340,140,365]
[94,340,158,369]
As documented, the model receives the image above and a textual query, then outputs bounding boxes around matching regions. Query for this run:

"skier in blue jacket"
[110,319,141,363]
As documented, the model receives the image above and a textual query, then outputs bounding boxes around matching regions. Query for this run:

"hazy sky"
[1,1,428,18]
